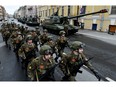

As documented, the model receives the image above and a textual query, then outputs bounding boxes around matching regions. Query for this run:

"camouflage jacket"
[45,41,55,49]
[59,52,91,76]
[55,36,68,49]
[27,55,55,80]
[39,34,48,44]
[18,42,36,58]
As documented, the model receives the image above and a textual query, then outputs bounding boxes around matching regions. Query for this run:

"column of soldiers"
[0,22,101,81]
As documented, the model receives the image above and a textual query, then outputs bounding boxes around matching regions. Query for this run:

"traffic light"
[99,9,108,13]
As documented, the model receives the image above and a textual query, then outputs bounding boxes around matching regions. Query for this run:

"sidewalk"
[77,29,116,45]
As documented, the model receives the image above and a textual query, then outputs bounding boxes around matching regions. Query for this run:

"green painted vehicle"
[42,8,108,35]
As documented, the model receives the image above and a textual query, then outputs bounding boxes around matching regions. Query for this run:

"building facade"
[0,5,6,21]
[37,5,116,32]
[14,5,116,32]
[15,5,37,18]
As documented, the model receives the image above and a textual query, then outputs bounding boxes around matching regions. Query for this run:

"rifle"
[78,57,101,81]
[39,64,58,81]
[88,66,101,81]
[35,70,39,81]
[71,57,93,74]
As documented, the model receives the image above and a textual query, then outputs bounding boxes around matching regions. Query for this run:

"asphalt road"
[0,18,116,81]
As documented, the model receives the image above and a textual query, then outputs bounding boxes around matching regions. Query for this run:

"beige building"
[79,6,113,32]
[15,5,37,18]
[0,5,6,21]
[37,6,59,21]
[37,5,116,32]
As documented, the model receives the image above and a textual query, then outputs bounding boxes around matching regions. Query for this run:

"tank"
[17,16,27,24]
[42,8,108,35]
[26,15,40,26]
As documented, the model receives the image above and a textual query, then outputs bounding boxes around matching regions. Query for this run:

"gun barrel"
[67,9,108,19]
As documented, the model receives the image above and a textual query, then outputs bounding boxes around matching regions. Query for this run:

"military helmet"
[59,30,66,35]
[43,29,48,32]
[26,37,33,42]
[40,45,53,55]
[26,35,33,42]
[70,41,85,50]
[47,36,53,41]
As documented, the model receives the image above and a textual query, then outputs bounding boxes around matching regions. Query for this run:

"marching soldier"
[23,26,29,37]
[35,26,41,36]
[0,27,6,41]
[27,45,55,81]
[39,29,49,46]
[2,28,11,46]
[18,36,36,72]
[12,32,23,61]
[44,36,57,55]
[31,30,39,52]
[59,41,101,81]
[55,30,69,62]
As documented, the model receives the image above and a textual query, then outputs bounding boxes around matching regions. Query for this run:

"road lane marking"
[105,77,115,82]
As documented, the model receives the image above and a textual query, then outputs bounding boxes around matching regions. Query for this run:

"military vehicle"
[26,16,40,26]
[42,8,108,35]
[17,17,27,24]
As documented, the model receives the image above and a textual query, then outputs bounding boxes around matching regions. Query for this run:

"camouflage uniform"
[55,31,69,62]
[0,28,7,41]
[59,41,100,81]
[44,36,56,55]
[59,41,88,81]
[18,37,36,71]
[31,30,39,52]
[27,45,55,81]
[12,32,23,61]
[39,29,49,46]
[2,28,11,46]
[35,26,40,36]
[23,27,29,37]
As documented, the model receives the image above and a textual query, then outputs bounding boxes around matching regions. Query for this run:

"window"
[111,6,116,14]
[80,6,86,14]
[43,11,44,17]
[49,9,50,16]
[62,6,64,16]
[68,5,70,16]
[52,7,54,14]
[46,10,47,17]
[39,11,41,16]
